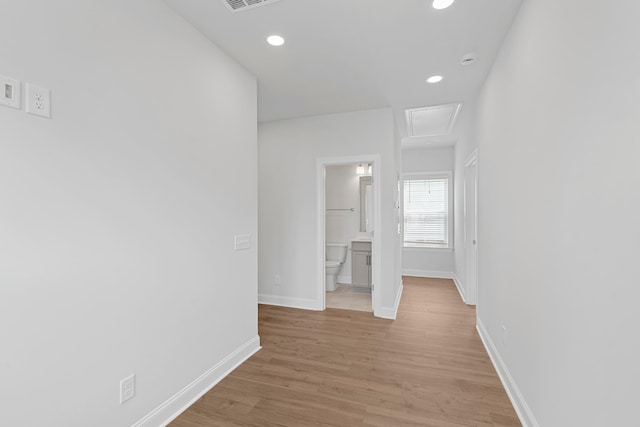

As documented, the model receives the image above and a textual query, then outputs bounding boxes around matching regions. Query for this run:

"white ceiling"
[164,0,522,147]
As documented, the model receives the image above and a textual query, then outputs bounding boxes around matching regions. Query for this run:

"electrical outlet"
[275,275,281,286]
[26,83,51,118]
[234,234,251,251]
[119,374,135,405]
[0,75,21,109]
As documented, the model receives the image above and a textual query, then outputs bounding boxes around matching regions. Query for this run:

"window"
[403,172,451,248]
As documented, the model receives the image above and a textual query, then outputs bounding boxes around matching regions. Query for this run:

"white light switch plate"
[120,374,135,404]
[26,83,51,118]
[0,75,21,109]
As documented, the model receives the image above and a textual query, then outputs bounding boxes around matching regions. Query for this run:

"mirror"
[359,176,373,233]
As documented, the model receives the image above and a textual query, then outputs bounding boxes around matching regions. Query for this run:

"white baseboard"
[133,335,261,427]
[402,269,454,279]
[476,319,539,427]
[377,280,403,319]
[258,293,322,311]
[453,274,467,304]
[337,275,352,285]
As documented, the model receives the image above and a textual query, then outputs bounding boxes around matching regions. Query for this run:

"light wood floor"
[170,277,520,426]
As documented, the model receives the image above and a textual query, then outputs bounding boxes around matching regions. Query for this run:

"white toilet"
[325,243,348,292]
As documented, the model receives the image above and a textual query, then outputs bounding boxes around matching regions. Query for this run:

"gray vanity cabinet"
[351,241,372,288]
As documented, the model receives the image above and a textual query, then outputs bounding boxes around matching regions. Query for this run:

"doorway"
[464,149,478,305]
[316,156,381,314]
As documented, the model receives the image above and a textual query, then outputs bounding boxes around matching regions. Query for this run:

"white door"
[465,157,478,305]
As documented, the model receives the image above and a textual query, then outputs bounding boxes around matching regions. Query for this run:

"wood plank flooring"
[169,277,520,426]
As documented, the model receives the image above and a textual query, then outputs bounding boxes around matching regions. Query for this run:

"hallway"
[170,277,519,426]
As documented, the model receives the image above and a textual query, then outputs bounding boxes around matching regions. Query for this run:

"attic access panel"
[222,0,283,13]
[405,103,463,138]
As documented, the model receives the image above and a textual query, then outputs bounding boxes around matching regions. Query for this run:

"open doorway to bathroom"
[322,161,376,313]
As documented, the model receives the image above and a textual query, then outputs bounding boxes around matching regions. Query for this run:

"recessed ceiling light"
[267,35,285,46]
[426,75,443,84]
[432,0,455,10]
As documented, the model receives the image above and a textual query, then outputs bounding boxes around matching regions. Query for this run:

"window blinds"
[403,177,449,247]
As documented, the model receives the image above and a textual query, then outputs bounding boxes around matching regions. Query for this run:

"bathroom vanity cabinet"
[351,241,372,289]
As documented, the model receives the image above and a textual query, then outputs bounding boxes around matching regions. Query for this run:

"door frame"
[316,155,381,314]
[464,149,478,305]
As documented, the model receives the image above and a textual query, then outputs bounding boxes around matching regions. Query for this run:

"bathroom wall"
[402,146,455,278]
[258,108,403,317]
[0,1,258,426]
[325,164,363,284]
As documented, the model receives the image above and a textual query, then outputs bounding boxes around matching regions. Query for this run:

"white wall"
[474,0,640,426]
[402,146,455,278]
[325,164,362,283]
[258,108,403,316]
[0,2,258,426]
[403,146,454,172]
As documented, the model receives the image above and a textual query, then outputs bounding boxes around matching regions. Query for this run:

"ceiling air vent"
[222,0,283,13]
[460,53,479,66]
[405,103,463,138]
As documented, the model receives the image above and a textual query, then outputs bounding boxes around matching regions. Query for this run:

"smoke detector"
[460,53,479,66]
[222,0,283,13]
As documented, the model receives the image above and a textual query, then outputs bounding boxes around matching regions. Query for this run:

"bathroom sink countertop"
[352,235,372,242]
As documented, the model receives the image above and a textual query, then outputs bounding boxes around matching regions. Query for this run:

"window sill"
[403,245,453,252]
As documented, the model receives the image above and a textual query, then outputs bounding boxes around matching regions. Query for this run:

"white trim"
[403,246,453,253]
[476,319,539,427]
[463,150,478,305]
[402,269,453,279]
[317,155,382,316]
[316,159,327,311]
[377,280,403,319]
[403,170,452,179]
[132,335,261,427]
[258,294,322,311]
[404,103,463,138]
[465,148,478,168]
[453,274,467,304]
[402,170,454,250]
